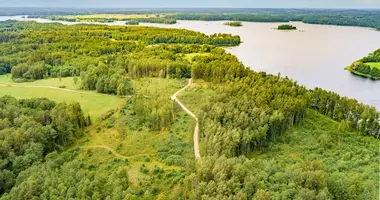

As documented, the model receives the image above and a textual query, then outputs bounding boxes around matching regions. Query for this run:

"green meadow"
[367,62,380,70]
[0,75,124,119]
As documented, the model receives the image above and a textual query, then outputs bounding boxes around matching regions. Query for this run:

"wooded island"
[278,24,297,30]
[346,49,380,79]
[224,21,243,27]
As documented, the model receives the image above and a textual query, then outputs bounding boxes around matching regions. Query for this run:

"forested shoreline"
[170,11,380,30]
[1,8,379,29]
[35,16,178,24]
[0,20,379,199]
[346,49,380,79]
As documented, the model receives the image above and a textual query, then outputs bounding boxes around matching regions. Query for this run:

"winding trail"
[171,79,201,159]
[0,83,85,94]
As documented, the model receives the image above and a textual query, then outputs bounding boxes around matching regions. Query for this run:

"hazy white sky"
[1,0,380,8]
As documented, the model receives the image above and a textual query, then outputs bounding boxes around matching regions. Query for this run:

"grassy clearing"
[132,77,187,98]
[71,78,194,196]
[183,53,212,62]
[0,75,79,90]
[0,75,124,119]
[367,62,380,70]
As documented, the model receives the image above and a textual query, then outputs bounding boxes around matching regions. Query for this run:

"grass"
[177,79,217,114]
[367,62,380,70]
[0,75,79,90]
[183,53,211,62]
[70,77,194,196]
[0,75,124,119]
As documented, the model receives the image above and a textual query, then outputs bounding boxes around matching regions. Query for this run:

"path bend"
[171,79,201,159]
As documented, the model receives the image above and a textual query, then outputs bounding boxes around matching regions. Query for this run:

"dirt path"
[171,79,201,159]
[83,145,152,159]
[0,83,85,94]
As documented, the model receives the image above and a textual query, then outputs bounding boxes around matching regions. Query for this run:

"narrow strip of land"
[0,83,85,94]
[171,79,201,159]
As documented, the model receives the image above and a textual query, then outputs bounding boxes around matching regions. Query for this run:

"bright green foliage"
[0,96,87,194]
[348,49,380,79]
[0,20,240,95]
[182,110,379,199]
[0,19,379,200]
[0,149,130,200]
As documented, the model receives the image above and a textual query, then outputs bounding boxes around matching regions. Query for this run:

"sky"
[1,0,380,9]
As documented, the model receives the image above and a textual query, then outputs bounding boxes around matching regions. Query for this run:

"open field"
[367,62,380,70]
[183,53,212,62]
[0,75,124,119]
[0,75,79,90]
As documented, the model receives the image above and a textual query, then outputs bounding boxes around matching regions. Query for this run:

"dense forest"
[346,49,380,79]
[170,10,380,30]
[0,19,379,199]
[0,20,240,95]
[0,96,88,194]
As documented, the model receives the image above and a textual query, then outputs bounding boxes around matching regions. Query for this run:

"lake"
[1,16,380,109]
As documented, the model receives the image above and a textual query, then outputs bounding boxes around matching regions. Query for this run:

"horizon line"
[1,7,380,10]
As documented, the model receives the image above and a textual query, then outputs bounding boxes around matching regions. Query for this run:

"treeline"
[362,49,380,63]
[79,62,133,96]
[0,96,87,195]
[350,62,380,78]
[198,75,309,157]
[171,11,380,29]
[172,14,296,22]
[311,88,380,138]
